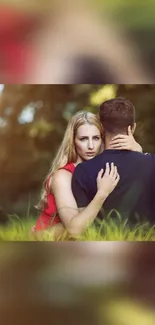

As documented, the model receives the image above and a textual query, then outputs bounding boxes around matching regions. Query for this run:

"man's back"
[72,150,155,225]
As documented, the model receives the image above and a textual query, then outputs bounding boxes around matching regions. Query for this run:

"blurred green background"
[0,84,155,219]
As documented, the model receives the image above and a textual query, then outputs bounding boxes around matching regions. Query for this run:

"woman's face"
[75,123,102,162]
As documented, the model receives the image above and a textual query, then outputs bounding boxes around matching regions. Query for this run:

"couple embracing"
[33,97,155,239]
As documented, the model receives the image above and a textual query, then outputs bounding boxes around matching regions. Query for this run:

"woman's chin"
[85,155,96,161]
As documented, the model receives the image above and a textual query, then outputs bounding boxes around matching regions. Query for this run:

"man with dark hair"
[99,97,136,135]
[72,97,155,226]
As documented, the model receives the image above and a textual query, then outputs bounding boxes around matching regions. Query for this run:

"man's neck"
[104,133,126,150]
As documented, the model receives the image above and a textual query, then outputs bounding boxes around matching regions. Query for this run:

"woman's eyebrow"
[79,135,100,138]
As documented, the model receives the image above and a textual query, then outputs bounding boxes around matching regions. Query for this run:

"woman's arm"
[51,163,120,237]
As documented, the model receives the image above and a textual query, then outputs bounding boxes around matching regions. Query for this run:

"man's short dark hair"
[99,97,135,134]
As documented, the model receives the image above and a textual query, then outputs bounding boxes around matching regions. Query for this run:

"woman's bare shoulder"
[51,168,72,188]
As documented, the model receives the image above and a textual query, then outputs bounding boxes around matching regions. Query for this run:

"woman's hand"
[96,162,120,199]
[109,126,142,152]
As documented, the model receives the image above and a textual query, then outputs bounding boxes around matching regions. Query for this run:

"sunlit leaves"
[90,85,117,106]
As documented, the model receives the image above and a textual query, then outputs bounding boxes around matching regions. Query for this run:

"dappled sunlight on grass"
[0,214,155,241]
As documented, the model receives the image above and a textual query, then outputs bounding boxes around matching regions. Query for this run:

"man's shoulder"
[140,152,155,159]
[131,151,155,168]
[73,151,155,176]
[126,150,155,160]
[74,153,103,173]
[73,160,91,176]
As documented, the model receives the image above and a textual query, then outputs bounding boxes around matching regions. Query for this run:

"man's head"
[99,97,136,137]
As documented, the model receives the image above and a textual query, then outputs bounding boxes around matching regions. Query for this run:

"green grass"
[0,213,155,241]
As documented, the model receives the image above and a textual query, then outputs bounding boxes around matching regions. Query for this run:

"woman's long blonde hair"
[37,110,104,210]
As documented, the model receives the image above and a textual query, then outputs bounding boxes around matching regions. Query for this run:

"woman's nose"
[88,140,94,149]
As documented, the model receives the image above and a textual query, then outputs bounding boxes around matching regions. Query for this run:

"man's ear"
[132,123,136,134]
[128,123,136,135]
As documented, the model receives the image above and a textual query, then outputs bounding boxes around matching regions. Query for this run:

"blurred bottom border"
[0,241,155,325]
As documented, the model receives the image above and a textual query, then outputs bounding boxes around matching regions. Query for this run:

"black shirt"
[72,150,155,225]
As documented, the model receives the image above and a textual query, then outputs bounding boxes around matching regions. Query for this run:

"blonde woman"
[33,111,142,238]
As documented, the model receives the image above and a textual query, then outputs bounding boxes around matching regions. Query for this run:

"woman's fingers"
[114,166,118,179]
[97,163,120,193]
[98,163,119,181]
[110,139,129,145]
[104,162,118,178]
[97,168,104,180]
[110,138,131,148]
[110,144,127,148]
[112,165,119,180]
[114,173,120,185]
[111,129,133,141]
[111,135,128,141]
[109,162,115,177]
[110,139,129,144]
[110,144,129,149]
[104,162,110,175]
[108,163,118,179]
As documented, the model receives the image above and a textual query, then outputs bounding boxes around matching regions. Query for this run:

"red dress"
[34,163,75,231]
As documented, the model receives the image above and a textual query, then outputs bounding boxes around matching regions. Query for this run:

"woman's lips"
[86,152,95,156]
